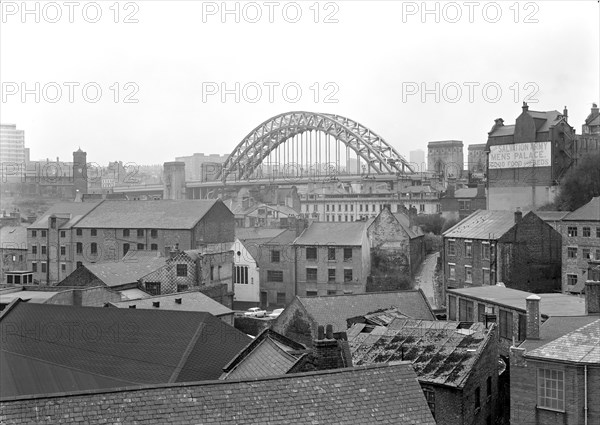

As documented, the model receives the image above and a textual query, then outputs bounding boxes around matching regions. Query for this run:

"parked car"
[268,308,284,319]
[244,307,267,318]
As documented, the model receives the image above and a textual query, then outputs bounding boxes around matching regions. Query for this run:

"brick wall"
[257,241,295,308]
[561,220,600,293]
[193,202,235,246]
[271,299,317,347]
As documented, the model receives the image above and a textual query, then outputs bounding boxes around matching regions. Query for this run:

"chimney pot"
[317,325,325,340]
[152,301,160,308]
[526,294,541,340]
[522,102,529,112]
[325,324,333,339]
[514,208,523,224]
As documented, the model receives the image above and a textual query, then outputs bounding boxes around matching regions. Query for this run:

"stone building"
[428,140,464,181]
[442,209,562,293]
[440,183,487,220]
[573,103,600,164]
[560,196,600,293]
[486,103,575,211]
[467,143,487,176]
[0,226,27,283]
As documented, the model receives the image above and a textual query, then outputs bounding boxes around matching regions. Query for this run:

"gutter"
[584,364,588,425]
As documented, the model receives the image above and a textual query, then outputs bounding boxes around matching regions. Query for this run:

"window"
[276,292,286,305]
[150,229,158,238]
[41,245,46,255]
[344,269,353,282]
[448,264,456,280]
[328,268,336,282]
[61,263,66,272]
[328,247,336,261]
[60,231,65,238]
[567,274,578,286]
[32,230,37,237]
[327,290,337,295]
[306,268,317,282]
[60,246,66,256]
[76,228,82,236]
[478,303,486,322]
[344,204,348,212]
[597,227,600,238]
[482,243,490,260]
[137,243,144,250]
[483,268,490,285]
[448,295,456,320]
[583,227,591,237]
[151,244,158,251]
[123,229,130,237]
[306,290,318,296]
[583,248,591,259]
[177,264,187,276]
[91,229,97,237]
[567,226,578,237]
[123,243,130,255]
[234,266,249,284]
[518,314,527,341]
[475,387,481,412]
[271,250,281,263]
[32,262,37,272]
[448,240,456,256]
[91,243,97,254]
[32,245,37,255]
[486,376,492,402]
[306,247,317,261]
[41,262,47,273]
[145,282,161,296]
[338,205,341,211]
[465,241,472,258]
[343,248,352,261]
[465,266,473,283]
[596,249,600,261]
[499,310,513,339]
[326,205,330,212]
[537,368,564,411]
[41,230,46,237]
[459,200,471,211]
[350,204,354,212]
[267,270,283,282]
[137,229,144,237]
[459,299,474,321]
[567,247,577,258]
[423,388,435,419]
[76,261,82,268]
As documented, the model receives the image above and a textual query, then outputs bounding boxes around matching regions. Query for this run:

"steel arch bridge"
[217,111,414,182]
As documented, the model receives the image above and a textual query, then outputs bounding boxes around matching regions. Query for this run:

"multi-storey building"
[293,221,371,297]
[440,183,487,220]
[0,226,28,283]
[409,149,426,171]
[428,140,464,180]
[574,103,600,164]
[175,153,229,181]
[560,196,600,293]
[27,199,233,285]
[467,144,487,175]
[442,209,562,294]
[0,124,25,181]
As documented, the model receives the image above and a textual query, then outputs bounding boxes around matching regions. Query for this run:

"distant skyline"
[1,1,598,166]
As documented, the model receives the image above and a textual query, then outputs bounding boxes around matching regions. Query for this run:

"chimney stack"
[522,102,529,113]
[526,294,541,340]
[584,281,600,315]
[312,324,351,370]
[514,208,523,224]
[563,106,568,122]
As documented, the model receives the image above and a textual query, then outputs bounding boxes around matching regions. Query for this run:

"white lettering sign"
[488,142,551,169]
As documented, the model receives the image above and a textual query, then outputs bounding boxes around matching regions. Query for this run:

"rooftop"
[443,209,525,240]
[235,227,287,242]
[0,226,27,248]
[520,315,599,352]
[294,290,435,333]
[73,199,223,229]
[0,301,251,398]
[453,188,479,198]
[348,319,493,388]
[28,201,102,229]
[447,286,586,316]
[0,290,59,304]
[563,196,600,221]
[526,319,600,364]
[294,221,368,246]
[110,290,233,317]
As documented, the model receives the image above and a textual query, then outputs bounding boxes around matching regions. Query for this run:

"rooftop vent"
[175,298,182,304]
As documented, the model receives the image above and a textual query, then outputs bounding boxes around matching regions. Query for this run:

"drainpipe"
[584,365,588,425]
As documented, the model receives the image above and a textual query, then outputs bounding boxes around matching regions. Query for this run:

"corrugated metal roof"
[73,199,222,229]
[294,221,368,246]
[443,210,519,240]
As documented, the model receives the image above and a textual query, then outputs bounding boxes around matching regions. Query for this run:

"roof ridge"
[169,322,207,383]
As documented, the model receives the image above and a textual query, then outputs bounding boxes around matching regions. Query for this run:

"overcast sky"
[1,0,599,166]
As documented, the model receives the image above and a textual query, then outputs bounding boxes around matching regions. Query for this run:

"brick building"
[440,183,487,220]
[509,283,600,425]
[257,229,298,308]
[428,140,464,181]
[560,196,600,293]
[293,221,371,296]
[467,143,487,175]
[366,207,425,288]
[27,199,233,285]
[573,103,600,163]
[442,209,562,293]
[486,103,575,211]
[348,318,500,425]
[0,226,27,283]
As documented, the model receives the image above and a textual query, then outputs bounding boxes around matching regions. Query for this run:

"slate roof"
[519,315,600,352]
[454,188,478,198]
[110,290,233,317]
[563,196,600,221]
[221,329,306,380]
[348,319,493,388]
[0,363,436,424]
[392,213,423,239]
[0,301,251,398]
[294,221,368,246]
[443,209,523,240]
[57,256,167,287]
[0,226,27,248]
[526,319,600,364]
[489,110,562,137]
[447,286,586,316]
[235,227,287,241]
[73,199,222,229]
[28,201,102,229]
[294,290,435,333]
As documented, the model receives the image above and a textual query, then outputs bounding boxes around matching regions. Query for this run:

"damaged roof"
[347,318,494,388]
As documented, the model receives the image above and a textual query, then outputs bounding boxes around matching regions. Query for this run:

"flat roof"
[0,291,59,304]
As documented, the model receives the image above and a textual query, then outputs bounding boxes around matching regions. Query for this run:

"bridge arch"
[218,111,413,181]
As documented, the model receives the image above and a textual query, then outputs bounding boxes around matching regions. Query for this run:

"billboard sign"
[488,142,551,169]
